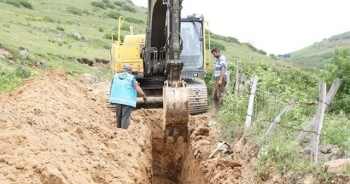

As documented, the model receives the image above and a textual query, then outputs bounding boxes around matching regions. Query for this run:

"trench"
[142,109,208,184]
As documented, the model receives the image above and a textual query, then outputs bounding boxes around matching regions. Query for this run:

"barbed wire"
[275,123,319,135]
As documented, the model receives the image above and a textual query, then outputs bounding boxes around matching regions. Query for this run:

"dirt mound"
[0,68,245,184]
[0,68,153,184]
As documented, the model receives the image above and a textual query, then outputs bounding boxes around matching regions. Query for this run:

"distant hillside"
[281,31,350,68]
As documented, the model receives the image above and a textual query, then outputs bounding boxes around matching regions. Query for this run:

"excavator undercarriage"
[106,0,209,143]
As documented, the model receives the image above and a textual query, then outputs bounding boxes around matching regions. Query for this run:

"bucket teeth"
[163,126,188,143]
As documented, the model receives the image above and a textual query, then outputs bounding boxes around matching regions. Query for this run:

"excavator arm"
[145,0,189,143]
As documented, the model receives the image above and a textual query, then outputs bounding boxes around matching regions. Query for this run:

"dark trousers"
[213,78,227,112]
[116,104,134,129]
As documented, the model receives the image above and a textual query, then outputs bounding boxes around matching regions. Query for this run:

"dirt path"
[0,68,244,184]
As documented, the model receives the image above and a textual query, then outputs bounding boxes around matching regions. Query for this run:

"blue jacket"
[109,72,137,107]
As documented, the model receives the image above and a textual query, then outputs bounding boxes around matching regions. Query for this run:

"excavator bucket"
[162,82,189,143]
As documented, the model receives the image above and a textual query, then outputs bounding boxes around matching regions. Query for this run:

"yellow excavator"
[107,0,210,143]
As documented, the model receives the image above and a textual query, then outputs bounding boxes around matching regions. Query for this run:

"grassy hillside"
[0,0,294,94]
[282,31,350,68]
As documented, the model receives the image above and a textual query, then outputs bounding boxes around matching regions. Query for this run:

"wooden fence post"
[234,60,239,97]
[265,96,296,136]
[294,78,341,145]
[310,82,327,164]
[245,76,258,132]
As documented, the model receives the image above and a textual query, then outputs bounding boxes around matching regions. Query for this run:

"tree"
[325,46,350,113]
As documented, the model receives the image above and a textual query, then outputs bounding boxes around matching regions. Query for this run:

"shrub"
[107,11,122,19]
[258,50,267,55]
[14,65,31,78]
[91,1,106,9]
[67,7,83,16]
[5,0,33,9]
[56,26,65,31]
[113,1,124,6]
[19,0,33,9]
[105,3,116,9]
[5,0,20,7]
[42,16,55,23]
[99,27,104,32]
[102,0,110,3]
[243,42,258,52]
[206,40,226,51]
[125,17,144,24]
[121,4,136,13]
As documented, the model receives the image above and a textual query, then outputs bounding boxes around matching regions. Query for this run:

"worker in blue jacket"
[109,65,147,129]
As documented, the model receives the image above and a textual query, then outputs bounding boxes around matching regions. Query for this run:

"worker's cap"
[123,65,133,72]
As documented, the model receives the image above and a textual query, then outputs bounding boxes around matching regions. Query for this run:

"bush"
[5,0,33,9]
[105,3,116,9]
[125,17,144,24]
[103,32,124,42]
[243,42,258,52]
[258,50,267,55]
[19,0,33,9]
[102,0,110,3]
[206,40,226,51]
[5,0,20,7]
[42,16,55,23]
[0,72,23,94]
[113,1,124,6]
[56,26,65,31]
[325,47,350,113]
[91,1,106,9]
[107,11,122,19]
[207,31,241,44]
[67,7,84,16]
[14,65,31,78]
[99,27,104,32]
[121,4,136,13]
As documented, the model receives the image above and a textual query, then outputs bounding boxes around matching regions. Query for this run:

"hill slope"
[0,0,291,94]
[283,31,350,68]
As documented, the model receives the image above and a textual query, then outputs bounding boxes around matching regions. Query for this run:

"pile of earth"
[0,68,153,184]
[0,68,244,184]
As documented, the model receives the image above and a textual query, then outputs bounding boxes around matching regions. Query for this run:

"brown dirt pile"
[0,68,153,184]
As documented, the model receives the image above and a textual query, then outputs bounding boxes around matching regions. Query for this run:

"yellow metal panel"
[123,34,146,44]
[117,45,141,59]
[114,59,144,73]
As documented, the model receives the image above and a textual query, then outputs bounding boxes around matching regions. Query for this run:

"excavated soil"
[0,68,243,184]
